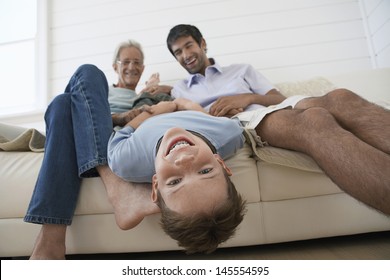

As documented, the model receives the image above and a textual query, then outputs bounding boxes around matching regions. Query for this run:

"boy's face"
[170,36,210,76]
[152,128,232,215]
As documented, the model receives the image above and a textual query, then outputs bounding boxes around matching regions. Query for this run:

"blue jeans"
[24,64,113,225]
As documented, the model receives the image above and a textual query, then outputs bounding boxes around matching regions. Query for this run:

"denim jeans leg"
[24,64,113,225]
[24,94,81,225]
[68,64,112,177]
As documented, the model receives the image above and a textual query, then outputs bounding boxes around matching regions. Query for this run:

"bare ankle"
[30,224,67,260]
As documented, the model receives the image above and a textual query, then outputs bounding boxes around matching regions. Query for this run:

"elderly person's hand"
[112,106,152,127]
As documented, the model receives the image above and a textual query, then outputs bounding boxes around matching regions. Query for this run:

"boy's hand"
[174,98,206,112]
[149,101,178,115]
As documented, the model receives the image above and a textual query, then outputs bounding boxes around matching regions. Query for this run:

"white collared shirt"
[171,59,275,112]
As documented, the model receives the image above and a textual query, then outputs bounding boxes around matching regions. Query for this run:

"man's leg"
[97,166,160,230]
[295,89,390,154]
[256,107,390,215]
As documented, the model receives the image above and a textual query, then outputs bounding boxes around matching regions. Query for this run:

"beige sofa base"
[1,192,388,258]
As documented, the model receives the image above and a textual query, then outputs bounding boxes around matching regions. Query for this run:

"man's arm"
[209,89,286,117]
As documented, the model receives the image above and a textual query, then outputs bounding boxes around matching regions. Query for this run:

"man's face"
[170,36,210,76]
[114,47,145,90]
[152,128,231,215]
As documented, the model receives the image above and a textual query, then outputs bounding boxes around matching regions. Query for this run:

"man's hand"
[209,90,286,117]
[209,94,252,117]
[221,108,244,118]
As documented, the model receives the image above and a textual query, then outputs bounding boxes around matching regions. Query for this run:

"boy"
[108,99,246,254]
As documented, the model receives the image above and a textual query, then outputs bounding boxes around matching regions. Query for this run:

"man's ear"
[200,38,207,53]
[214,154,232,176]
[113,63,119,74]
[151,174,158,202]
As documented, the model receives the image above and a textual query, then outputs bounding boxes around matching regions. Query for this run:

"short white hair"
[112,39,144,65]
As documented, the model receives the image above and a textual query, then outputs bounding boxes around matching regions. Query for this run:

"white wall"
[49,0,374,99]
[360,0,390,68]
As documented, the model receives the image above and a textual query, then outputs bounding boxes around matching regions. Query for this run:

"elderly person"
[24,40,165,259]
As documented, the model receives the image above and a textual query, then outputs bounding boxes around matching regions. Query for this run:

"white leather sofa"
[1,69,389,258]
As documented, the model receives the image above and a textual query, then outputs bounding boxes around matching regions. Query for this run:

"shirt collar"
[186,58,222,88]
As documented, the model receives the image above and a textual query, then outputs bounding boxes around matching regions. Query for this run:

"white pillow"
[275,77,336,97]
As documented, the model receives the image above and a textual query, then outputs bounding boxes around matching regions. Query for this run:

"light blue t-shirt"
[108,111,244,183]
[108,85,138,113]
[171,59,275,112]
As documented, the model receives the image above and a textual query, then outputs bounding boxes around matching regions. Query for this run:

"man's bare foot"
[30,224,66,260]
[139,73,161,94]
[97,166,160,230]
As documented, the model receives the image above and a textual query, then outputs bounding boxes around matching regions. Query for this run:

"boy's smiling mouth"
[166,137,194,156]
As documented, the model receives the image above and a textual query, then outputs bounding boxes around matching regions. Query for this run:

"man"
[165,24,390,215]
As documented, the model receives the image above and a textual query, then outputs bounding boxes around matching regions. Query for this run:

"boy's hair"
[166,24,204,56]
[155,170,247,254]
[112,39,145,66]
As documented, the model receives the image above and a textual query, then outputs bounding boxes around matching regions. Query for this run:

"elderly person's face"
[114,47,145,90]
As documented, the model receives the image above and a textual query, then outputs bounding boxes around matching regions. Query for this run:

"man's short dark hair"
[166,24,204,56]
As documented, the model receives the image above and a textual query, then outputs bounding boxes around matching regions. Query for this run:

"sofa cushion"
[254,146,321,172]
[0,152,43,218]
[225,144,260,203]
[257,161,342,202]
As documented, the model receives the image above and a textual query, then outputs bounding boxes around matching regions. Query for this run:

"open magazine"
[233,95,308,129]
[232,103,289,130]
[232,108,274,130]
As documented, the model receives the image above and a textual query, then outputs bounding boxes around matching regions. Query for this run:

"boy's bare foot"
[139,73,161,94]
[145,72,160,87]
[29,224,66,260]
[97,166,160,230]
